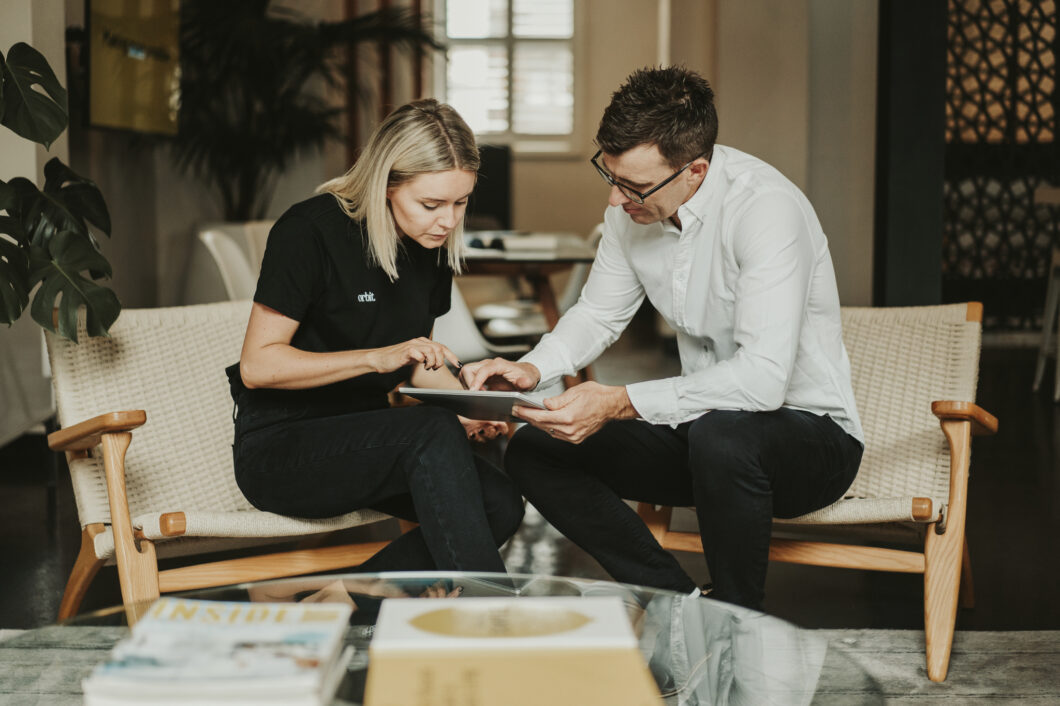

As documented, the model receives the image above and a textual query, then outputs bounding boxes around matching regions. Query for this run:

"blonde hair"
[318,99,479,280]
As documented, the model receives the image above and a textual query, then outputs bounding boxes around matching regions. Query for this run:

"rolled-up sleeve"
[520,213,646,389]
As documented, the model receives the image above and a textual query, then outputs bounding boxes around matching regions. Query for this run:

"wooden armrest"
[931,401,998,436]
[48,411,148,451]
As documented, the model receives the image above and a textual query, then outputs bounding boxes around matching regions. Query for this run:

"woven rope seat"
[776,303,981,527]
[636,302,997,682]
[47,301,393,619]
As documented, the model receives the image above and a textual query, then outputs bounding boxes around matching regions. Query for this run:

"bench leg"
[923,419,973,682]
[58,524,106,621]
[1035,264,1060,392]
[958,535,974,610]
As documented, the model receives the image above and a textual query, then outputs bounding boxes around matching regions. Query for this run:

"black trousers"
[234,404,524,574]
[504,408,862,609]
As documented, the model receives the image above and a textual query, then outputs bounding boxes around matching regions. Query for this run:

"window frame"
[433,0,585,157]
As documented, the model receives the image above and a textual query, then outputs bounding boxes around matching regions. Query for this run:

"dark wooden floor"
[1,337,1057,632]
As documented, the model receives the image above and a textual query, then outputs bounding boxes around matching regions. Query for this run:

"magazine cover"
[83,597,352,705]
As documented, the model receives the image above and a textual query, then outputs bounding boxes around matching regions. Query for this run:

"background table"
[464,232,598,387]
[0,572,881,705]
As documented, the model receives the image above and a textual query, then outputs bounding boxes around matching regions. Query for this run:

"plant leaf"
[0,235,31,325]
[0,49,6,122]
[174,2,442,220]
[43,158,111,235]
[1,42,68,148]
[8,174,94,248]
[0,214,27,246]
[0,179,17,220]
[28,231,120,341]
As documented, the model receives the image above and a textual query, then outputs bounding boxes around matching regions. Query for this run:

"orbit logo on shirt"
[357,291,376,303]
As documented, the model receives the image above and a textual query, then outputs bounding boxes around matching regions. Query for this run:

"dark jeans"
[234,404,524,574]
[505,408,863,610]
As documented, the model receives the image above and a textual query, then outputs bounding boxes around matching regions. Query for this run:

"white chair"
[235,220,277,273]
[477,224,604,341]
[637,303,998,682]
[47,302,397,621]
[433,282,530,362]
[197,229,258,301]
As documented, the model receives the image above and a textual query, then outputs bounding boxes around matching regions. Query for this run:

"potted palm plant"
[0,42,119,341]
[173,1,443,221]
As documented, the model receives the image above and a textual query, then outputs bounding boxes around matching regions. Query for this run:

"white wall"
[808,0,877,306]
[506,0,876,306]
[716,0,811,190]
[0,0,70,443]
[509,0,663,239]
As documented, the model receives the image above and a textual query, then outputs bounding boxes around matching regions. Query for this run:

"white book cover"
[371,596,638,653]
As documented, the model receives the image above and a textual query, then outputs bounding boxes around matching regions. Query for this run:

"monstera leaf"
[0,41,119,340]
[0,179,32,325]
[28,230,120,341]
[0,160,117,337]
[0,42,68,148]
[43,159,111,235]
[0,234,30,324]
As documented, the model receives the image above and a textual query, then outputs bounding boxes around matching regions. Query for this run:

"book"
[82,597,353,706]
[364,596,662,706]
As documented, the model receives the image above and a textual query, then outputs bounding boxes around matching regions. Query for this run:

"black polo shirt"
[226,194,452,432]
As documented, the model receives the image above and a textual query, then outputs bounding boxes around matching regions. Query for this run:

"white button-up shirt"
[521,145,864,443]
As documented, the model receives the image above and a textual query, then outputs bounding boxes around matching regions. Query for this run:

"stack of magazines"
[82,597,352,705]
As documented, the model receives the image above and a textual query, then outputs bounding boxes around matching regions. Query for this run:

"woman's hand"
[458,416,509,442]
[372,337,462,375]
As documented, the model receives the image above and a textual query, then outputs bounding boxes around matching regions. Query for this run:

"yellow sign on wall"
[89,0,180,135]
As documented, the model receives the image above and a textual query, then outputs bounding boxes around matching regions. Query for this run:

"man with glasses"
[461,66,863,610]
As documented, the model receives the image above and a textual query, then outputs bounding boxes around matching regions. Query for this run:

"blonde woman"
[226,99,522,573]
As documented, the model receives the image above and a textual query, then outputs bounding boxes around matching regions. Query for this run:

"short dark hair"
[595,66,718,167]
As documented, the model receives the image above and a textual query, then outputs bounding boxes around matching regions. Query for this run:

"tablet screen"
[397,388,547,421]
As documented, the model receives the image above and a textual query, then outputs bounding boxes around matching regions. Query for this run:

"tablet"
[397,387,547,421]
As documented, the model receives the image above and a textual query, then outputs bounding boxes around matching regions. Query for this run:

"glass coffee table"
[0,571,881,704]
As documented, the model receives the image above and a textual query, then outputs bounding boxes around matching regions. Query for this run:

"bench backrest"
[840,304,981,502]
[47,301,983,524]
[47,301,254,524]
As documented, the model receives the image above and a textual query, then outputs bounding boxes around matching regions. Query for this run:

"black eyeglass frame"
[590,149,706,204]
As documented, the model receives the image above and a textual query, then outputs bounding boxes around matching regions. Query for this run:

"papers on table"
[465,231,576,254]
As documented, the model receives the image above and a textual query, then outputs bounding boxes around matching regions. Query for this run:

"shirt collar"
[663,146,724,236]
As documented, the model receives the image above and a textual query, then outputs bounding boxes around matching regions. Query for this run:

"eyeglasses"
[590,150,705,204]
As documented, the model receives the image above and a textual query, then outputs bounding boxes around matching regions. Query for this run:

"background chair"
[1033,245,1060,401]
[434,282,530,362]
[237,220,278,273]
[197,229,258,301]
[46,302,397,621]
[636,302,997,682]
[476,223,604,342]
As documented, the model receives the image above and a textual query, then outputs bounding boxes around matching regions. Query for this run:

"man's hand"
[460,358,541,392]
[513,381,637,444]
